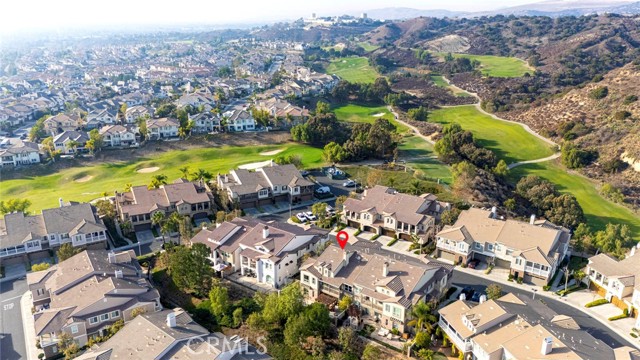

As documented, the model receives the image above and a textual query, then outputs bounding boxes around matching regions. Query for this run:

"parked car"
[467,259,479,269]
[304,211,317,221]
[326,205,336,216]
[295,213,308,222]
[315,186,331,194]
[300,170,310,177]
[471,291,483,303]
[343,179,356,187]
[461,286,474,299]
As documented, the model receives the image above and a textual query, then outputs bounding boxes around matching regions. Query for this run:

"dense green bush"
[585,299,609,307]
[589,86,609,100]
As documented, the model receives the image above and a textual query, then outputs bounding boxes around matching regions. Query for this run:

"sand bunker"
[136,166,160,173]
[372,113,385,117]
[259,148,285,156]
[74,175,93,183]
[238,160,273,170]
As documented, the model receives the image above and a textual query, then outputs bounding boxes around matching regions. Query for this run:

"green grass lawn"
[399,135,452,185]
[357,42,379,52]
[510,161,640,240]
[441,54,533,78]
[333,104,409,133]
[324,57,379,84]
[430,74,472,97]
[0,143,324,213]
[428,105,555,163]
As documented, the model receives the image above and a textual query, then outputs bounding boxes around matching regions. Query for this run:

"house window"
[515,258,522,266]
[273,186,278,191]
[312,278,316,285]
[495,244,502,251]
[506,249,513,256]
[475,242,482,250]
[458,243,465,251]
[384,304,390,312]
[487,244,494,251]
[89,317,99,325]
[111,310,120,318]
[343,284,353,293]
[70,325,78,334]
[259,189,268,197]
[392,307,402,318]
[100,313,109,322]
[303,275,309,283]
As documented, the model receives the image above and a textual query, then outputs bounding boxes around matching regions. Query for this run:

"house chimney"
[262,226,269,239]
[479,294,487,304]
[382,262,389,277]
[530,214,536,225]
[59,197,64,208]
[343,250,349,265]
[115,270,123,278]
[459,293,467,301]
[108,252,116,264]
[167,312,177,328]
[490,206,497,218]
[541,336,553,355]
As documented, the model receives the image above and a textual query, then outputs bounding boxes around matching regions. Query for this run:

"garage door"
[524,274,547,286]
[363,226,377,233]
[438,250,456,262]
[473,253,491,263]
[610,296,627,311]
[495,258,511,269]
[590,283,607,297]
[381,228,395,237]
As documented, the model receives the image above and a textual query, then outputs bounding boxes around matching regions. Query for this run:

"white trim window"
[111,310,120,318]
[100,313,109,322]
[70,325,78,334]
[89,316,99,325]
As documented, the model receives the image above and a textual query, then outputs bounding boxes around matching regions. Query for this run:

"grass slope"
[428,105,555,163]
[325,57,378,84]
[447,54,533,77]
[430,74,471,97]
[399,135,452,184]
[511,161,640,240]
[333,104,409,133]
[357,42,379,52]
[0,143,324,213]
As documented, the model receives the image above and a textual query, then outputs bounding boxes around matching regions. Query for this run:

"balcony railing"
[439,318,473,352]
[525,266,550,278]
[437,241,466,254]
[0,247,26,257]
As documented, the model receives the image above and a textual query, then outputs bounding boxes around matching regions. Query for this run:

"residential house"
[85,108,117,130]
[343,185,449,242]
[435,208,571,285]
[74,308,271,360]
[124,105,153,124]
[189,112,221,134]
[146,117,179,140]
[223,109,255,132]
[0,139,41,167]
[27,250,161,359]
[53,130,90,154]
[254,98,309,126]
[217,163,315,209]
[0,201,108,265]
[43,113,82,135]
[586,244,640,327]
[115,180,214,231]
[438,292,626,360]
[300,243,453,333]
[99,125,138,148]
[191,217,329,288]
[175,92,216,111]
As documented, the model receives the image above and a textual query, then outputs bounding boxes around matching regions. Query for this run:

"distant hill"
[363,7,464,20]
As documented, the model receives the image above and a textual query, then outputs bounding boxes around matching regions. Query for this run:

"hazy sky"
[1,0,539,35]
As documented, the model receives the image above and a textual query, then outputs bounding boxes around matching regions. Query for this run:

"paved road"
[0,278,28,360]
[451,270,634,349]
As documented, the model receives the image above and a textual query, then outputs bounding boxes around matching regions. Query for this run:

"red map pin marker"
[336,231,349,250]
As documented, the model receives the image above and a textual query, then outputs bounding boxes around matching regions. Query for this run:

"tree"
[169,244,213,297]
[179,166,190,179]
[209,285,231,319]
[148,174,168,189]
[119,103,128,120]
[177,214,193,244]
[312,202,327,222]
[407,300,437,334]
[86,129,104,155]
[486,283,502,300]
[407,106,429,121]
[216,210,226,224]
[362,344,382,360]
[413,331,431,350]
[190,168,212,185]
[0,198,31,215]
[57,243,81,262]
[58,332,79,360]
[417,349,435,360]
[120,220,133,236]
[315,101,330,115]
[440,208,461,226]
[41,137,60,161]
[323,142,346,163]
[32,263,51,272]
[95,199,115,219]
[493,159,509,178]
[574,270,586,285]
[233,307,244,327]
[151,211,166,241]
[335,195,348,212]
[137,117,148,139]
[338,326,357,353]
[337,295,352,311]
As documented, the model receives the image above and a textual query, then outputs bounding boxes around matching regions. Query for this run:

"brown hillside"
[505,62,640,202]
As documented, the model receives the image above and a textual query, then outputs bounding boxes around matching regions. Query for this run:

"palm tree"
[191,168,212,186]
[151,211,166,243]
[178,127,188,139]
[148,174,168,189]
[573,269,586,285]
[407,300,437,334]
[179,166,190,179]
[410,179,421,195]
[286,113,294,128]
[120,220,133,236]
[67,140,79,154]
[124,183,133,192]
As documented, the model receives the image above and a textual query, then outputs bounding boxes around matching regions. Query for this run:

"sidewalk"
[20,291,40,360]
[454,265,640,348]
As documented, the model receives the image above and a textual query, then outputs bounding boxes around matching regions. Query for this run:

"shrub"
[623,94,638,105]
[370,234,380,240]
[354,229,362,236]
[517,277,524,284]
[290,216,301,224]
[460,263,467,268]
[485,265,494,275]
[508,274,514,282]
[608,313,629,321]
[31,262,51,272]
[614,110,632,120]
[543,285,551,291]
[589,86,609,100]
[387,238,398,247]
[631,333,638,338]
[585,299,609,308]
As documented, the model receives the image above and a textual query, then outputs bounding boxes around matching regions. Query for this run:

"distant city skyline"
[1,0,543,35]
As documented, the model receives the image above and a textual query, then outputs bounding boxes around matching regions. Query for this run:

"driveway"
[136,230,155,242]
[1,278,28,360]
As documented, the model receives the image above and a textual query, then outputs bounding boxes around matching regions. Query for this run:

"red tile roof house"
[190,217,329,289]
[27,249,161,359]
